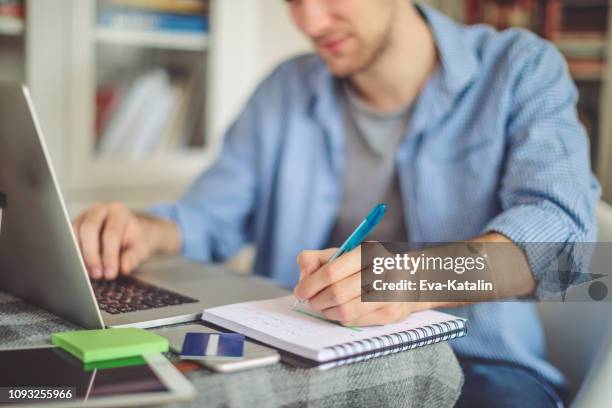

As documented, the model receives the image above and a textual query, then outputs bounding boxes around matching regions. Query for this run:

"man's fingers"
[72,214,84,236]
[100,206,130,280]
[77,205,109,279]
[118,218,149,275]
[73,202,152,281]
[294,246,362,301]
[296,248,337,278]
[308,273,362,312]
[119,244,147,276]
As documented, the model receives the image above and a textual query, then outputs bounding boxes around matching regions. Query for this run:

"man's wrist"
[138,214,182,256]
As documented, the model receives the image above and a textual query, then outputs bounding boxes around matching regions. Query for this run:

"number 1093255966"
[1,387,75,402]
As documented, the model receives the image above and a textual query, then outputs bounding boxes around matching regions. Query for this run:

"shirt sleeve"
[149,69,282,263]
[483,41,601,299]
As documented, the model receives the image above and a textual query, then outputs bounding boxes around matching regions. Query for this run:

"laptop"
[0,81,288,329]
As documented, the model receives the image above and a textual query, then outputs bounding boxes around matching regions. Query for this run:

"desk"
[0,291,464,408]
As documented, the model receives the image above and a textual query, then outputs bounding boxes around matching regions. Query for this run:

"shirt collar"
[416,2,479,95]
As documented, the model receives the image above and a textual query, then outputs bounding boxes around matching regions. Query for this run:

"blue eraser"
[180,332,245,360]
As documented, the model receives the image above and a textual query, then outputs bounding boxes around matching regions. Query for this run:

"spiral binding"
[320,318,467,369]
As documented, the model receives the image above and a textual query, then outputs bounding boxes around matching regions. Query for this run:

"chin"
[323,58,363,78]
[319,44,372,77]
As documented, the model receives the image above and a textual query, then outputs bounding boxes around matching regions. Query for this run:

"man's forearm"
[469,232,537,297]
[371,233,537,312]
[421,233,536,311]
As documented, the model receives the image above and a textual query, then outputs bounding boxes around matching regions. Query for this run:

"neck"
[349,4,438,112]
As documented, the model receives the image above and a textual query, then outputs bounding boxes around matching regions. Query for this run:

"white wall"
[213,0,311,138]
[253,0,312,83]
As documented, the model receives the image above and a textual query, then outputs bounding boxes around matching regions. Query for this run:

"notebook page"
[202,295,463,362]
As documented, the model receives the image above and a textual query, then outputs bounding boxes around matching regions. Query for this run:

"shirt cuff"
[148,203,212,263]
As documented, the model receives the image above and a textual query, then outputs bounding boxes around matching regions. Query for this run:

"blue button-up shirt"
[153,4,600,388]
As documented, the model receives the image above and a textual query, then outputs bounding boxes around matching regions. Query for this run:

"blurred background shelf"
[456,0,612,201]
[0,0,24,35]
[2,0,611,212]
[0,16,23,35]
[94,28,208,51]
[0,0,24,84]
[6,0,309,215]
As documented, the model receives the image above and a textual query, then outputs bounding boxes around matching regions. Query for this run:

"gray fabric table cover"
[0,291,464,407]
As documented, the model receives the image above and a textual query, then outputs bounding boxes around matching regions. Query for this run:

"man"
[73,1,600,406]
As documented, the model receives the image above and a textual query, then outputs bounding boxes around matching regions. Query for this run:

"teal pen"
[293,203,387,308]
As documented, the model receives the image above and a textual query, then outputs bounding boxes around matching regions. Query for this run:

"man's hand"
[293,247,427,326]
[72,202,181,280]
[293,233,536,326]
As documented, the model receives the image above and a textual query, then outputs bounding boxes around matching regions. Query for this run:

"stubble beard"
[340,2,397,78]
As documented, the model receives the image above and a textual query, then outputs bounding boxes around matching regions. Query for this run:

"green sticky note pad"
[51,328,168,363]
[83,355,148,371]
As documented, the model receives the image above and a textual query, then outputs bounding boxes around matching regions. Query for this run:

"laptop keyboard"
[91,277,198,315]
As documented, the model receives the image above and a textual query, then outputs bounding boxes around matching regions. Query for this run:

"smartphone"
[151,324,280,373]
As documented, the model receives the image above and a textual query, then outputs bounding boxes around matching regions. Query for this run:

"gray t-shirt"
[328,81,411,247]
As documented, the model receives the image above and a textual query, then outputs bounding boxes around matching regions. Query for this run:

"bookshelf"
[5,0,270,215]
[94,27,209,51]
[0,0,299,215]
[598,3,612,202]
[4,1,611,210]
[437,0,612,202]
[57,0,211,212]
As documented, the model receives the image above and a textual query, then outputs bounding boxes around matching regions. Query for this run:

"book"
[154,79,190,155]
[560,1,609,33]
[51,328,168,363]
[566,58,607,78]
[0,0,24,18]
[98,8,209,33]
[98,70,166,155]
[202,296,467,370]
[98,69,176,157]
[122,75,178,157]
[181,62,206,149]
[106,0,209,15]
[483,0,533,30]
[543,0,562,40]
[554,34,607,60]
[464,0,557,39]
[0,14,22,34]
[95,86,122,136]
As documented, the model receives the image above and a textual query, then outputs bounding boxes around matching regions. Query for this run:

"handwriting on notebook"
[238,302,356,339]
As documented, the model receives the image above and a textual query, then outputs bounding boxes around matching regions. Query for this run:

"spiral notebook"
[202,296,467,369]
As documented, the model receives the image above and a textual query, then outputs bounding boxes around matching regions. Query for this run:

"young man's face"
[287,0,397,77]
